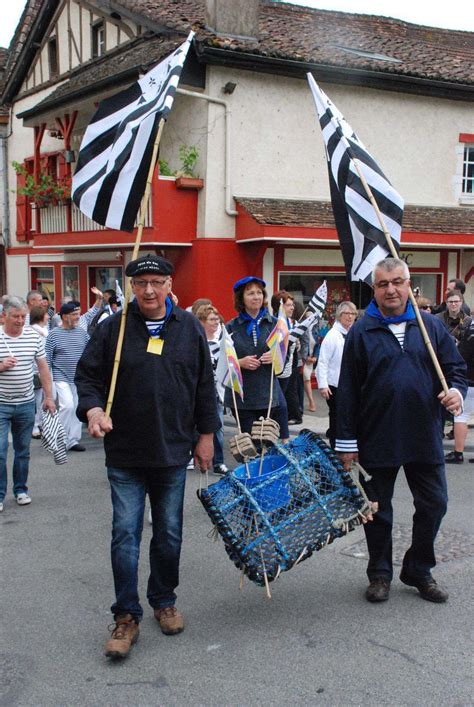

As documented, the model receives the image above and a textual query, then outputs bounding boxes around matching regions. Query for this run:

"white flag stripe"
[72,32,194,232]
[307,73,404,284]
[345,186,402,238]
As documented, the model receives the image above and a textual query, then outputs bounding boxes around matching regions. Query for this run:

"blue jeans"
[0,401,35,502]
[362,463,448,581]
[107,464,187,622]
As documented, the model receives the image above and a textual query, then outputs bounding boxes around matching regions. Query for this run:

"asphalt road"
[1,397,473,706]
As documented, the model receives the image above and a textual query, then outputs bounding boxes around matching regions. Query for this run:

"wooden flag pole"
[352,158,449,395]
[105,118,166,418]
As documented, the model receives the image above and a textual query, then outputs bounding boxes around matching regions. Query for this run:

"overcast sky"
[1,0,472,47]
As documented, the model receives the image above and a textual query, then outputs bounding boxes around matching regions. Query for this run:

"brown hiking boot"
[365,577,391,602]
[153,606,184,635]
[104,614,139,658]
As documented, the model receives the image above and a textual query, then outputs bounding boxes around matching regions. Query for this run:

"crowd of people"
[0,254,472,659]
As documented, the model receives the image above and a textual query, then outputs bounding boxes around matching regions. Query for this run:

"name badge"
[147,338,164,355]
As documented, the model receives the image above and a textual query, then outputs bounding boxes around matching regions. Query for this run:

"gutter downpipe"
[0,108,13,251]
[176,87,238,217]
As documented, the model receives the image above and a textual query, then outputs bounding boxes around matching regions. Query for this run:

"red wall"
[167,239,269,321]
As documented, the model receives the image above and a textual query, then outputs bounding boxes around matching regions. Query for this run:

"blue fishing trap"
[198,430,370,586]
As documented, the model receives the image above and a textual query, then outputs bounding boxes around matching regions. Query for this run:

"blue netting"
[198,430,369,586]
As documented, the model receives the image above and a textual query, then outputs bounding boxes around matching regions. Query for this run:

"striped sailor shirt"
[0,326,45,404]
[45,326,89,385]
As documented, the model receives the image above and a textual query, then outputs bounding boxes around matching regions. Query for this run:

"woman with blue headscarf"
[225,277,289,441]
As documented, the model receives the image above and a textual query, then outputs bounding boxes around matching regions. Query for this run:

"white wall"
[6,253,29,296]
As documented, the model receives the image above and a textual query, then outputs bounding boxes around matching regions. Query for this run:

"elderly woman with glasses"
[195,304,228,475]
[225,276,289,442]
[315,301,358,449]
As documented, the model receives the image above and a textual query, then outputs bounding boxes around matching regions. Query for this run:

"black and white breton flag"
[289,281,327,343]
[307,73,404,284]
[72,32,194,232]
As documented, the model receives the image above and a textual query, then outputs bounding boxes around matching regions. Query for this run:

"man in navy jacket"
[336,257,467,605]
[75,254,219,659]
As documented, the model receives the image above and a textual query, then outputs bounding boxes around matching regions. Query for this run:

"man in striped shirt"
[45,301,90,452]
[0,296,55,511]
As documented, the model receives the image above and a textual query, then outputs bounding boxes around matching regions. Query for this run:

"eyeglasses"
[340,311,357,316]
[447,299,461,305]
[132,279,168,289]
[419,305,432,310]
[373,278,408,289]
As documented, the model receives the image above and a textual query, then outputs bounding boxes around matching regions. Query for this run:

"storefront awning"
[235,197,474,249]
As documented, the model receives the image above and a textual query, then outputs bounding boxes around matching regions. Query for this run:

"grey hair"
[26,289,42,303]
[372,257,409,284]
[335,301,358,320]
[3,295,27,314]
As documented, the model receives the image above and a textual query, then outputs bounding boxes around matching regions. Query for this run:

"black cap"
[59,301,81,316]
[126,254,174,278]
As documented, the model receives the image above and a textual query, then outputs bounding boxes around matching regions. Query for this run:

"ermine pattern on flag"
[72,32,194,232]
[307,73,404,284]
[305,281,327,319]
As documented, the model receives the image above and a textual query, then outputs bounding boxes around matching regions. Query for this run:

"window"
[48,38,58,78]
[62,266,79,302]
[31,267,55,308]
[462,145,474,195]
[92,21,106,58]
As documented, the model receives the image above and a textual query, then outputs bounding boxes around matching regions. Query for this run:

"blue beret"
[233,276,266,292]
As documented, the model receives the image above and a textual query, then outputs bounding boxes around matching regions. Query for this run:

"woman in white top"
[316,301,358,449]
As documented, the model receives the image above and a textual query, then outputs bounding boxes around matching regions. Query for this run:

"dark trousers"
[279,372,302,421]
[361,463,448,582]
[326,385,338,449]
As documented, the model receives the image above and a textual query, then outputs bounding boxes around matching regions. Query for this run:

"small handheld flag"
[266,301,289,375]
[307,73,404,284]
[305,281,327,319]
[115,280,124,307]
[72,32,194,232]
[216,327,244,400]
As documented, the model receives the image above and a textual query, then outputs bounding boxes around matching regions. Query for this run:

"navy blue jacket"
[225,311,280,410]
[336,311,467,468]
[75,301,220,468]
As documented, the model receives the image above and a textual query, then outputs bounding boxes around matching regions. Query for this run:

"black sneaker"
[400,570,448,603]
[444,451,463,464]
[69,444,86,452]
[365,577,390,602]
[213,464,228,475]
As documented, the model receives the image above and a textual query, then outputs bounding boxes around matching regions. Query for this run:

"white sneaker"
[0,502,3,512]
[16,493,32,506]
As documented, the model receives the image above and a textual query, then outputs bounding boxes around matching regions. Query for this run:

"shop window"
[92,21,106,58]
[62,266,79,302]
[88,266,123,305]
[278,273,370,324]
[31,267,55,308]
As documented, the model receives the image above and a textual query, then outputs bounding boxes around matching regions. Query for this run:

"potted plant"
[12,161,72,207]
[159,146,203,190]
